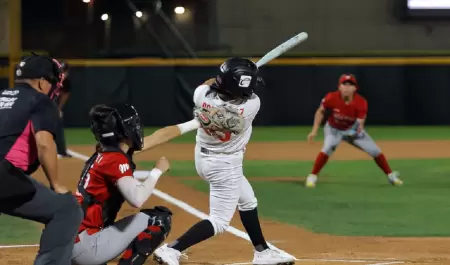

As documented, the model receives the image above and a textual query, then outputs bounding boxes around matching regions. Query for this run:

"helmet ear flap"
[106,110,127,140]
[112,110,128,139]
[90,107,123,144]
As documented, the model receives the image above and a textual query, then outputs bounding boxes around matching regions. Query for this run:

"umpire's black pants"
[0,160,83,265]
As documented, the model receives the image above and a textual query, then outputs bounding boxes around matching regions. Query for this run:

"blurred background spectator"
[56,62,71,157]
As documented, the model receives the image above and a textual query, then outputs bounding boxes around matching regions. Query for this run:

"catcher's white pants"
[194,145,258,235]
[71,213,150,265]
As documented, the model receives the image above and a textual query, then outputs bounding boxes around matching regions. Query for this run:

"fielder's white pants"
[194,145,258,235]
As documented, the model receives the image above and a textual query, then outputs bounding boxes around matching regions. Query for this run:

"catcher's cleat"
[253,249,295,265]
[388,171,403,186]
[305,174,317,188]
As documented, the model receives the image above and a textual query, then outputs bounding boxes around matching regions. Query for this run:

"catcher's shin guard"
[118,206,172,265]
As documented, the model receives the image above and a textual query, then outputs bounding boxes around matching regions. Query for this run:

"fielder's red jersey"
[74,151,133,234]
[321,91,368,130]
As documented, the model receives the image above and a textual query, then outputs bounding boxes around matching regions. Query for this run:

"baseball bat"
[255,32,308,68]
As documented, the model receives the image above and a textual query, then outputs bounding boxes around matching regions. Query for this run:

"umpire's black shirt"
[0,83,59,174]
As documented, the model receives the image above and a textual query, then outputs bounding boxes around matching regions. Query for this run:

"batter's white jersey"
[193,84,260,153]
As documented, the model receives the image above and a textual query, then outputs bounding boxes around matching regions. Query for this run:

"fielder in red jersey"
[321,90,367,131]
[306,74,403,188]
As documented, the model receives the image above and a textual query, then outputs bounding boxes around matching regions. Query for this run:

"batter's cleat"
[153,244,184,265]
[253,249,295,265]
[388,171,403,186]
[305,174,317,188]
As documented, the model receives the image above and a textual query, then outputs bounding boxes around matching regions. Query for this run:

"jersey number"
[75,155,102,196]
[200,103,244,142]
[75,173,91,196]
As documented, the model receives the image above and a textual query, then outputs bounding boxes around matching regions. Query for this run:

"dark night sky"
[20,0,206,57]
[22,0,188,27]
[22,0,62,24]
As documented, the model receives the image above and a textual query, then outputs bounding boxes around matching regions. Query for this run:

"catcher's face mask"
[114,104,144,151]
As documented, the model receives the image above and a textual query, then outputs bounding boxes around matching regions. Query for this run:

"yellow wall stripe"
[61,57,450,67]
[2,57,450,79]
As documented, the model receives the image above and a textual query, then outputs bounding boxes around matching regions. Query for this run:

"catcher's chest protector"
[77,146,135,226]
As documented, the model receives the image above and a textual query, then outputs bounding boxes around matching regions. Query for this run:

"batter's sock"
[312,152,329,175]
[168,219,215,252]
[374,153,392,174]
[239,208,269,252]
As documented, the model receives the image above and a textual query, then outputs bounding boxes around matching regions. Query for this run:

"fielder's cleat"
[305,174,317,188]
[253,249,295,265]
[153,244,184,265]
[388,171,403,186]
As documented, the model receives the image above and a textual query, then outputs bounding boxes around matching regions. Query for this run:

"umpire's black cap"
[15,54,63,86]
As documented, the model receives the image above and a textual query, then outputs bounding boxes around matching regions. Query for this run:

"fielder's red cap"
[338,74,358,89]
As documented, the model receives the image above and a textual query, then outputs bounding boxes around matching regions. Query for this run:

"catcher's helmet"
[338,74,358,89]
[212,57,260,100]
[90,103,144,151]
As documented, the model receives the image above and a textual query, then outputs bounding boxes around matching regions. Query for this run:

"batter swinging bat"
[255,32,308,68]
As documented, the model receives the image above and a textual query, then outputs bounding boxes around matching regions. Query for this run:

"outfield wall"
[2,57,450,126]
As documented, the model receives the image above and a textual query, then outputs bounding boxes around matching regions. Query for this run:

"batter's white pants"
[194,145,258,235]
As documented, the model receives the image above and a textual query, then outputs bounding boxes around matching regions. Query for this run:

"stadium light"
[135,11,143,18]
[101,13,109,21]
[174,6,185,14]
[82,0,90,3]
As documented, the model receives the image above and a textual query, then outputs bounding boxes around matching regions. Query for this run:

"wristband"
[176,119,200,135]
[149,168,163,180]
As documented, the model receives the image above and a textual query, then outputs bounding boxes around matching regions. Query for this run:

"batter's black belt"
[200,147,242,155]
[0,159,36,202]
[200,147,210,154]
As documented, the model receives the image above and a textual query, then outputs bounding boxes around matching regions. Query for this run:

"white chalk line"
[368,261,405,265]
[225,260,405,265]
[0,244,38,248]
[0,149,405,265]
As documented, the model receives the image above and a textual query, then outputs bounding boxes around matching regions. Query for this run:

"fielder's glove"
[193,106,245,134]
[342,122,364,139]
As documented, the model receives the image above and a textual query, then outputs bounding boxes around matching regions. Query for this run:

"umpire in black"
[0,54,83,265]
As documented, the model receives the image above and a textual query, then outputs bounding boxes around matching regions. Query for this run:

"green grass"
[66,126,450,145]
[0,215,41,245]
[1,126,448,245]
[169,158,450,237]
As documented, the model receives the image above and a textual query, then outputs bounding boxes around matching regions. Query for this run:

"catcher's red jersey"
[74,151,133,234]
[321,91,368,130]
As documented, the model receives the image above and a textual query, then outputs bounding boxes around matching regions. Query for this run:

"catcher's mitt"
[193,106,245,134]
